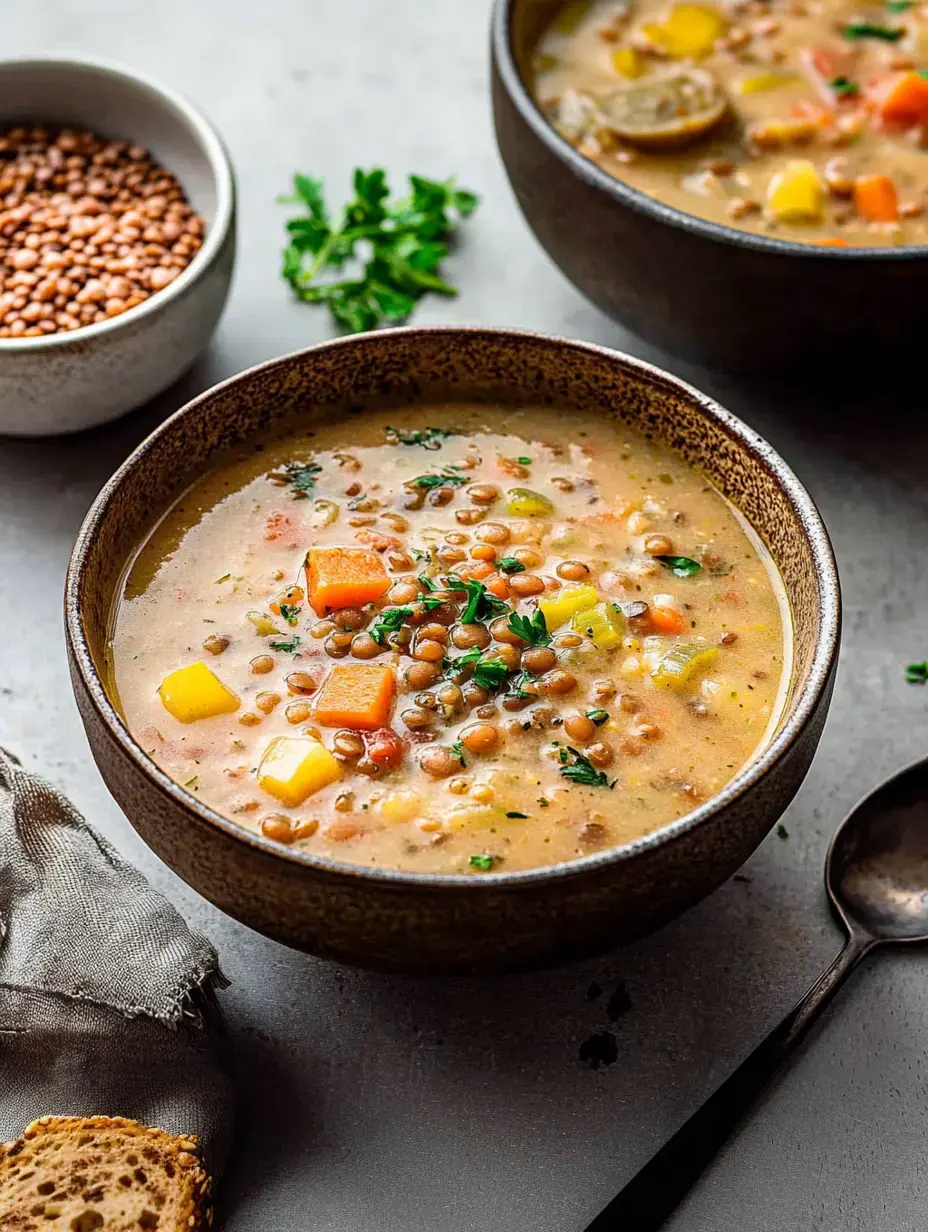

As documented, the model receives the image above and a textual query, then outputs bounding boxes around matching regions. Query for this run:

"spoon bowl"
[828,760,928,944]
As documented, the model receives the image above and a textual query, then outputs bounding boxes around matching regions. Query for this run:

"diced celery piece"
[506,487,554,517]
[651,644,719,690]
[538,583,600,630]
[570,601,624,649]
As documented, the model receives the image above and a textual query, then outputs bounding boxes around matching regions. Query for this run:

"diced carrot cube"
[853,174,899,222]
[649,606,687,635]
[873,71,928,126]
[306,547,390,615]
[314,664,396,731]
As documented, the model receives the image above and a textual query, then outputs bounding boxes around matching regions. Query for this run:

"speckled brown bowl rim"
[0,53,235,353]
[65,327,841,890]
[493,0,928,262]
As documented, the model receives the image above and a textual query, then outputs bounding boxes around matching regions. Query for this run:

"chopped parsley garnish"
[411,547,430,563]
[369,606,413,644]
[183,776,199,790]
[269,636,302,653]
[829,75,860,95]
[472,657,510,691]
[280,168,479,333]
[843,20,904,38]
[469,854,500,871]
[538,797,550,808]
[410,469,469,490]
[558,746,616,789]
[279,603,301,626]
[888,0,911,10]
[387,426,459,448]
[586,708,610,726]
[418,574,439,592]
[214,573,231,584]
[516,456,532,465]
[506,811,529,819]
[459,577,510,624]
[507,607,551,646]
[450,740,466,765]
[507,670,534,700]
[280,461,322,497]
[906,660,928,684]
[446,648,512,692]
[776,823,789,840]
[498,557,526,575]
[654,555,702,578]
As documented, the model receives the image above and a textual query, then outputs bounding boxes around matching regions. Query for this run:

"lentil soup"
[533,0,928,246]
[108,405,790,875]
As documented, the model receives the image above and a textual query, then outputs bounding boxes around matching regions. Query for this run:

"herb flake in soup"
[108,405,790,874]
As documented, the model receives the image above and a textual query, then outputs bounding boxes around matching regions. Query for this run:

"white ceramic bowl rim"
[0,52,234,352]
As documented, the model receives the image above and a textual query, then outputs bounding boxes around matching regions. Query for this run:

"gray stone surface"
[2,2,926,1228]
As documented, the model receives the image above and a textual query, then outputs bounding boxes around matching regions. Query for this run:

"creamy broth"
[109,405,790,874]
[534,0,928,246]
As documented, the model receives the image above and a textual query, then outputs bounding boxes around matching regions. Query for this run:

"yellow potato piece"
[258,736,342,808]
[539,583,599,631]
[643,4,727,59]
[766,160,825,224]
[448,804,515,831]
[158,661,240,724]
[506,487,554,517]
[737,72,797,95]
[612,47,645,79]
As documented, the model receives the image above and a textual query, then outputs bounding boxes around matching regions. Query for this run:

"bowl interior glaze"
[69,328,838,896]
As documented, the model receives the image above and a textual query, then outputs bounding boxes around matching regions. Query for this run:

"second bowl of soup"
[67,328,839,971]
[492,0,928,369]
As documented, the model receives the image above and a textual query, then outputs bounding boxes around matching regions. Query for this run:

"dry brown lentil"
[0,125,205,338]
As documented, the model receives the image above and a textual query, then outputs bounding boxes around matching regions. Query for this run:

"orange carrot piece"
[485,573,510,600]
[306,547,390,615]
[853,174,899,222]
[649,606,686,635]
[815,236,849,247]
[873,71,928,126]
[314,664,396,730]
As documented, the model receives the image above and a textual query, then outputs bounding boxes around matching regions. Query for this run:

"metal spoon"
[585,758,928,1232]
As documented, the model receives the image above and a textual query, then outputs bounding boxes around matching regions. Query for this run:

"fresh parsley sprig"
[507,608,551,646]
[906,661,928,684]
[557,746,616,789]
[655,555,702,578]
[387,426,459,448]
[269,636,302,654]
[280,169,479,333]
[273,461,322,498]
[459,578,510,624]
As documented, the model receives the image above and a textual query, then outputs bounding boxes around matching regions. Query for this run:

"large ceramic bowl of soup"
[66,328,839,972]
[492,0,928,369]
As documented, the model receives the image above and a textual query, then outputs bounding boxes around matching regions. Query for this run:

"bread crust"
[0,1115,212,1230]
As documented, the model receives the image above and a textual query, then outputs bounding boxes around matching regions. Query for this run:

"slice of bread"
[0,1116,212,1231]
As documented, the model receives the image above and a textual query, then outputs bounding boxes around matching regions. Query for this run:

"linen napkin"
[0,747,234,1178]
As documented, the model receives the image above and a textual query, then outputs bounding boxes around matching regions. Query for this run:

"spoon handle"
[584,935,871,1232]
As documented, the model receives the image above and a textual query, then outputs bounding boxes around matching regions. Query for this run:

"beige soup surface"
[534,0,928,245]
[108,405,790,875]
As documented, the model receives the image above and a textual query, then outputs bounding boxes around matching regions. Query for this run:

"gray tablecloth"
[0,748,234,1177]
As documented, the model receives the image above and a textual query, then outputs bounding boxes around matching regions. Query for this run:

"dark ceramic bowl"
[66,328,840,973]
[492,0,928,371]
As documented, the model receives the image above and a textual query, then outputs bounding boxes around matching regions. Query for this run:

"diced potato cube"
[766,160,825,224]
[612,47,645,78]
[538,583,599,630]
[570,601,624,650]
[378,790,422,823]
[642,4,727,58]
[257,736,342,807]
[506,487,555,517]
[738,71,796,94]
[448,804,515,831]
[158,661,240,724]
[651,644,719,690]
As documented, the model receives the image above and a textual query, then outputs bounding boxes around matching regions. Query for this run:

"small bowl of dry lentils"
[0,54,235,435]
